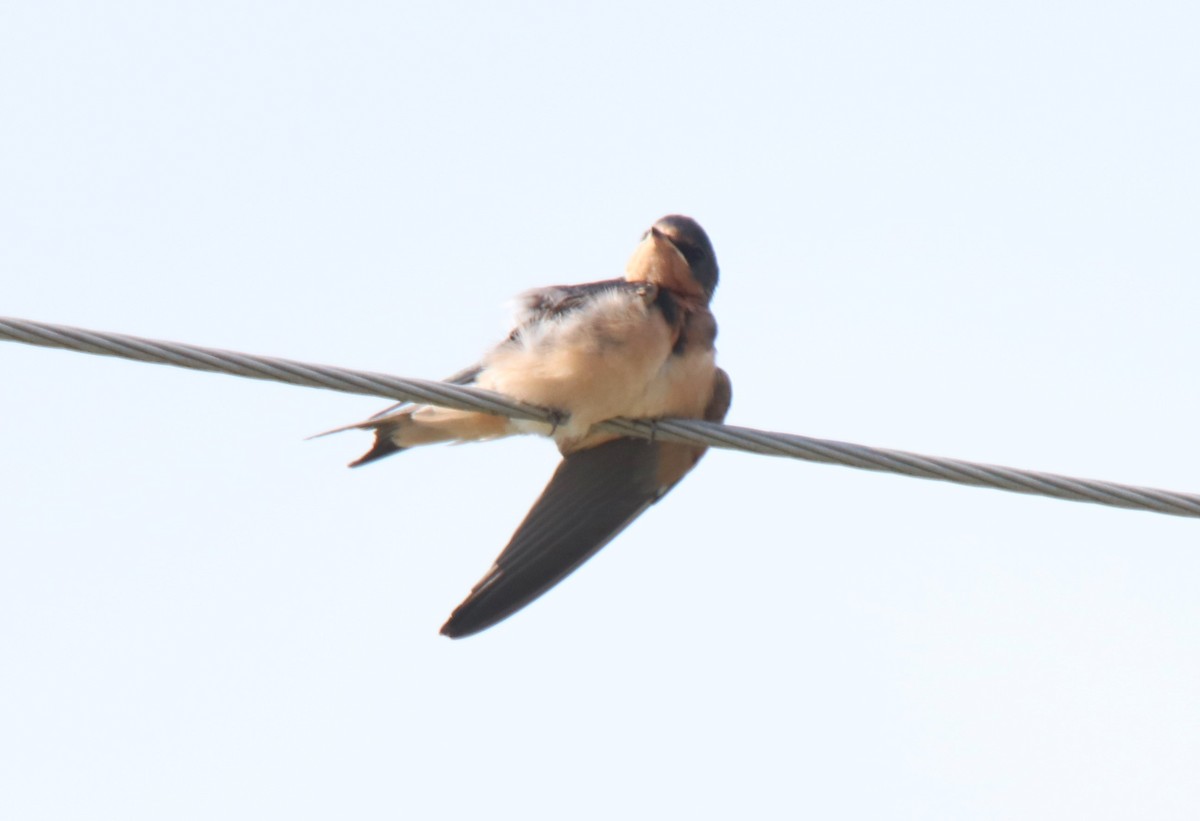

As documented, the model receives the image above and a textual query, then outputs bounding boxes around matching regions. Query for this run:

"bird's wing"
[439,435,706,638]
[441,367,730,638]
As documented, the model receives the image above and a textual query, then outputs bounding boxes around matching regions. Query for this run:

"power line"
[3,314,1199,519]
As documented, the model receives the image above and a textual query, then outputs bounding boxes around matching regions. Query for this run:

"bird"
[336,215,731,638]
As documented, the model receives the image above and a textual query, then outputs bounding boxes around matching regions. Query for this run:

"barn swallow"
[336,215,731,638]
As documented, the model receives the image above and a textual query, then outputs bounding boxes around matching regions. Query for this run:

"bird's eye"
[675,242,706,269]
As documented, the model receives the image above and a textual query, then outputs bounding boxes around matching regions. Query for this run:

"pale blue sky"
[3,2,1199,818]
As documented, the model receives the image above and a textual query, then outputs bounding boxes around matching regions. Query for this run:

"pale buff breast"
[624,345,717,422]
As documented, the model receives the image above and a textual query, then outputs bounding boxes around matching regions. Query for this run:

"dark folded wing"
[440,437,702,638]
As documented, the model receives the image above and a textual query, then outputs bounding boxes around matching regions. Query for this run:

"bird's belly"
[480,293,675,435]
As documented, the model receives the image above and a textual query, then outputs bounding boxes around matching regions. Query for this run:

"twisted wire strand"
[3,315,1199,519]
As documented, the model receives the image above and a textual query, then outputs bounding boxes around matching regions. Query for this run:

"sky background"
[2,2,1199,818]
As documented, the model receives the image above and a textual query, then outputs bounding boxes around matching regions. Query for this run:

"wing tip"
[438,607,494,639]
[438,583,509,639]
[439,620,471,639]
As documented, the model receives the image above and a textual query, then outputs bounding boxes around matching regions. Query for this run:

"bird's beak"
[625,224,698,296]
